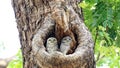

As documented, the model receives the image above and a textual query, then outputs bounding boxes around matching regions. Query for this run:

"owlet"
[60,36,73,55]
[46,37,58,53]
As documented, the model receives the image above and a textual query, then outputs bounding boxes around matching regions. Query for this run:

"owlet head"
[61,36,72,43]
[47,37,57,45]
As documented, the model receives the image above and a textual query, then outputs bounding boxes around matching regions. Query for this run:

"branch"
[94,27,99,46]
[96,52,105,62]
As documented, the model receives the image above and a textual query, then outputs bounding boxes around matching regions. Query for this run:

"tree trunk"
[12,0,95,68]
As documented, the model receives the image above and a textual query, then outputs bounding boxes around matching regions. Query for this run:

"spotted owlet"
[46,37,58,53]
[60,36,73,55]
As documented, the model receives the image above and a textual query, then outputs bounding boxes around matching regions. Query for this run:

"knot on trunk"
[32,15,95,68]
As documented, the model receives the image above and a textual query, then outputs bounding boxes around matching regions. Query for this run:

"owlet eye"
[64,38,67,40]
[48,39,51,41]
[53,38,56,41]
[69,38,71,40]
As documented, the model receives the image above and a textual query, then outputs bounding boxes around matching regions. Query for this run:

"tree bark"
[12,0,95,68]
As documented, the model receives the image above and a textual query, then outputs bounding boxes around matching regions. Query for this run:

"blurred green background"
[79,0,120,68]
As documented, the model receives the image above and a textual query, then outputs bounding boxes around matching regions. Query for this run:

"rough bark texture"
[12,0,95,68]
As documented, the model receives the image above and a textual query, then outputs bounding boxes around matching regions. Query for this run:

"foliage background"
[79,0,120,67]
[7,50,23,68]
[7,0,120,68]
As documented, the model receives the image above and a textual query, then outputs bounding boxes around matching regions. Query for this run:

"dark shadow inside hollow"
[44,25,55,48]
[72,32,78,53]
